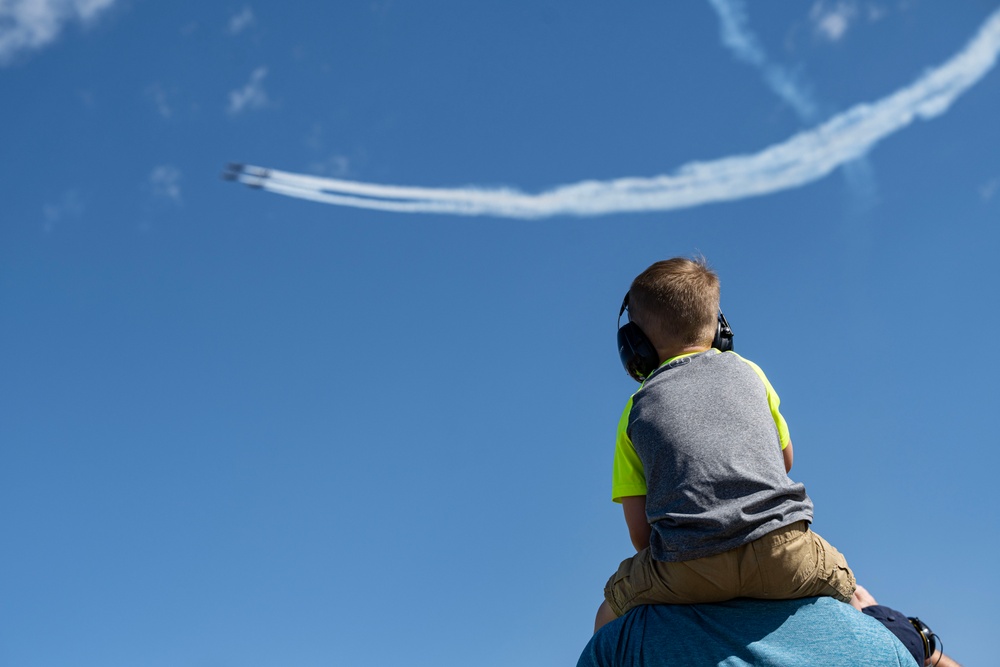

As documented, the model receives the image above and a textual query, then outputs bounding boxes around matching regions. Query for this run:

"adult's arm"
[622,495,651,551]
[927,651,962,667]
[852,586,961,667]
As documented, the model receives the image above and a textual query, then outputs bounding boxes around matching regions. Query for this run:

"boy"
[595,257,855,631]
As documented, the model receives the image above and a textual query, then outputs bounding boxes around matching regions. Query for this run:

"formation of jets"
[221,163,270,189]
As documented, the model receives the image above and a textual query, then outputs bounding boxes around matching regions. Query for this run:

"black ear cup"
[617,322,660,382]
[713,312,734,352]
[617,293,734,381]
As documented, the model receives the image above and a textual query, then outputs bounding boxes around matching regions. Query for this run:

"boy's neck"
[657,344,713,364]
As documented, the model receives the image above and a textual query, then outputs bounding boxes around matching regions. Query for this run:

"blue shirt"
[577,597,917,667]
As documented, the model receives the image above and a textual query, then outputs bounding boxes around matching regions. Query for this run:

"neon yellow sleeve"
[611,396,647,503]
[738,356,792,450]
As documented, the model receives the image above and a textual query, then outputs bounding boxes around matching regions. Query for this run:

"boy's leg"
[594,600,617,633]
[600,522,855,626]
[748,521,856,602]
[603,546,742,619]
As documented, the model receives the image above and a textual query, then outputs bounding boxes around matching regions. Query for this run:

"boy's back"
[623,349,812,561]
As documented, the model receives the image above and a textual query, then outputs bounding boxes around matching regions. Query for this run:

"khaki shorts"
[604,521,856,617]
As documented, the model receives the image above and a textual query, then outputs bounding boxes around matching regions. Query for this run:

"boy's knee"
[812,531,856,602]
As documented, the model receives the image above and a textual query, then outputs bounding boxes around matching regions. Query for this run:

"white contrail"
[706,0,818,121]
[707,0,876,204]
[232,7,1000,218]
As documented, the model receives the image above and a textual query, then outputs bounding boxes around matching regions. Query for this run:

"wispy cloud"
[149,165,182,203]
[228,6,255,35]
[981,176,1000,202]
[145,83,173,119]
[308,155,352,178]
[811,1,859,42]
[42,188,85,231]
[227,66,269,115]
[0,0,118,66]
[228,8,1000,218]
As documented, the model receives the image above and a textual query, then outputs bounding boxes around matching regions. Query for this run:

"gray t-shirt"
[628,350,813,561]
[577,598,918,667]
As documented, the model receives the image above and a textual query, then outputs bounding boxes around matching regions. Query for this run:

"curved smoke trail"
[226,7,1000,218]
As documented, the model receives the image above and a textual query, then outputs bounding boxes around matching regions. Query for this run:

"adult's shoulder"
[577,597,917,667]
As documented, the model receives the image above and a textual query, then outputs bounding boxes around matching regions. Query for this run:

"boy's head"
[628,257,720,351]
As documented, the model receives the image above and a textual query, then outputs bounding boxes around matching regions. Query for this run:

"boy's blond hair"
[629,257,720,347]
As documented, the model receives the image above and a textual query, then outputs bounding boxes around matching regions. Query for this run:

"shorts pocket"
[813,534,856,602]
[604,549,654,617]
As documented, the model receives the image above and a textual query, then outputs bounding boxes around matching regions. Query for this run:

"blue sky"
[1,2,998,666]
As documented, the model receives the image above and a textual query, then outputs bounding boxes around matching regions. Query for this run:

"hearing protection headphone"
[617,292,734,383]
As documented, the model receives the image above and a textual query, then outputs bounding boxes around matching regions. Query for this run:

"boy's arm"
[783,440,794,472]
[621,495,651,551]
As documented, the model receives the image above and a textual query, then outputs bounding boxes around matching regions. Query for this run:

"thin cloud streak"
[232,8,1000,218]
